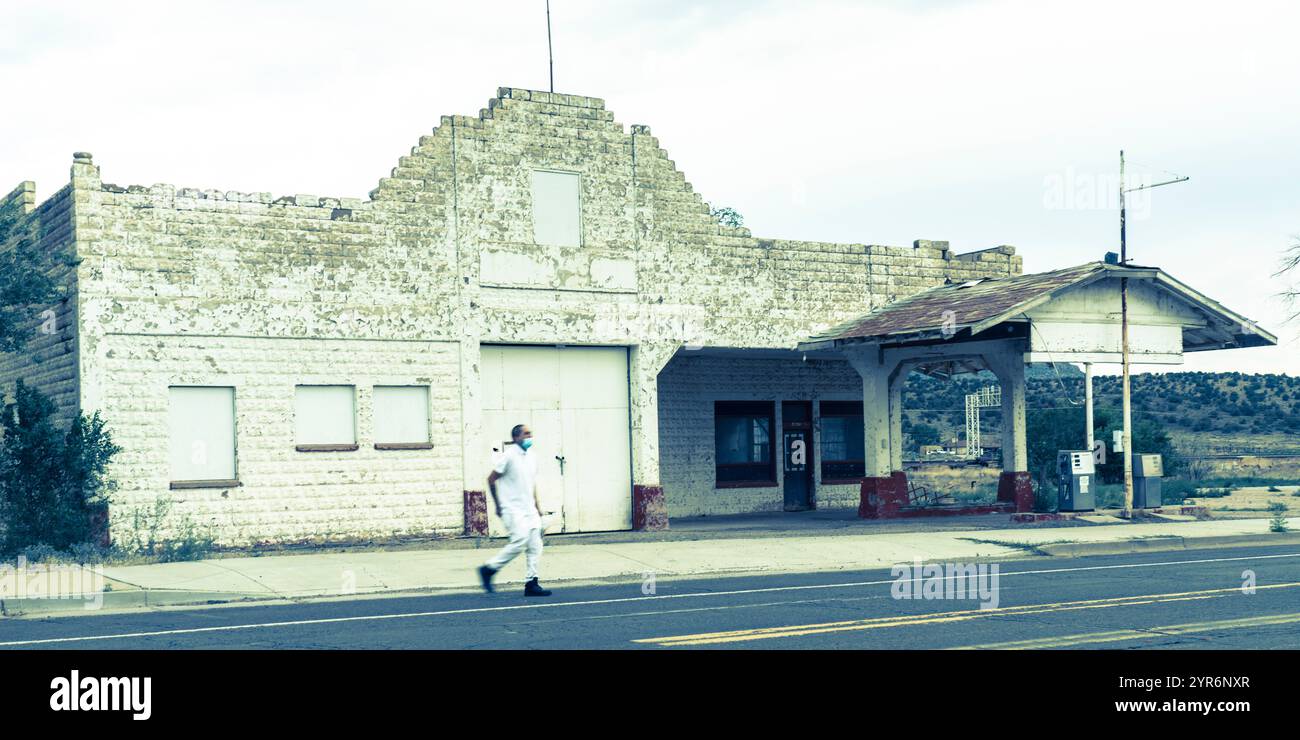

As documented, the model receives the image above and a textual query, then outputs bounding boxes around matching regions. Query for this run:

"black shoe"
[478,565,497,593]
[524,577,552,597]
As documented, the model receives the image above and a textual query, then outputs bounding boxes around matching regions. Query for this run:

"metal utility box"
[1133,453,1163,508]
[1057,450,1096,512]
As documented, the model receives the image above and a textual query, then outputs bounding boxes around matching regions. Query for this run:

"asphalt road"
[3,545,1300,650]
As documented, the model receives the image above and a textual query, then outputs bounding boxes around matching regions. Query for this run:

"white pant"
[485,509,543,579]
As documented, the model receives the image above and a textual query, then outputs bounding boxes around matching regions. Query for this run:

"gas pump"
[1057,450,1096,512]
[1133,454,1163,509]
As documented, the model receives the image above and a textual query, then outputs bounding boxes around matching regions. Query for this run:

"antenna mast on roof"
[546,0,555,93]
[1117,150,1188,516]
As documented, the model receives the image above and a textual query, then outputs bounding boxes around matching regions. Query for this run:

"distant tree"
[910,423,941,448]
[0,211,60,353]
[1085,410,1182,482]
[1280,236,1300,323]
[1026,407,1089,492]
[710,206,744,229]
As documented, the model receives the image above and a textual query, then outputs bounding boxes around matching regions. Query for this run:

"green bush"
[1161,479,1196,503]
[1025,407,1184,490]
[161,516,217,563]
[1031,481,1057,513]
[0,381,121,556]
[1268,502,1289,533]
[1093,483,1126,509]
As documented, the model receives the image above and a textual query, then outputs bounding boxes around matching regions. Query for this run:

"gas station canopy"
[799,261,1276,367]
[794,261,1277,515]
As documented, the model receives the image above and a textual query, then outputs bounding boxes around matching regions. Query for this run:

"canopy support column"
[984,347,1033,513]
[847,349,909,518]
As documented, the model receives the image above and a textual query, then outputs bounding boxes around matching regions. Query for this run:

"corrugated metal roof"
[804,262,1108,347]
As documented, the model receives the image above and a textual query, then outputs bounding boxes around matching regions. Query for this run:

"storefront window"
[715,401,775,484]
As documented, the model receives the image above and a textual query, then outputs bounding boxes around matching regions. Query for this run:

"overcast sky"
[4,0,1298,376]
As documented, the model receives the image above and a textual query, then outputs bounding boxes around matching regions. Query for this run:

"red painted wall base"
[997,471,1035,513]
[859,472,910,519]
[633,484,670,531]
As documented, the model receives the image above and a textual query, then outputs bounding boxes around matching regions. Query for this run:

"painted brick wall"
[658,354,867,517]
[69,149,463,545]
[0,180,79,423]
[100,335,462,546]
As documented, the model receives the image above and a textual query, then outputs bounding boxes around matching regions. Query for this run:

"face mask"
[520,438,534,450]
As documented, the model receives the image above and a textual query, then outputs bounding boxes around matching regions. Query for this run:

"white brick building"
[0,87,1021,546]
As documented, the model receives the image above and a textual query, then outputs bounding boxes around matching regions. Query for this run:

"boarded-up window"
[294,385,356,446]
[373,386,430,444]
[168,386,236,482]
[531,170,581,246]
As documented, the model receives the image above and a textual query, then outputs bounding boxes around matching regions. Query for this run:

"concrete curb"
[1,589,266,617]
[1037,532,1300,558]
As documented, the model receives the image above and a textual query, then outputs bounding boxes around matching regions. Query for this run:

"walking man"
[478,424,552,597]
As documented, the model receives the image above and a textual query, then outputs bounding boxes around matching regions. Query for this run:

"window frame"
[293,384,359,452]
[372,384,433,450]
[530,168,583,247]
[714,401,778,488]
[167,385,241,489]
[819,400,866,484]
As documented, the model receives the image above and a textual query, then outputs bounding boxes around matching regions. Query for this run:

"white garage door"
[480,345,632,534]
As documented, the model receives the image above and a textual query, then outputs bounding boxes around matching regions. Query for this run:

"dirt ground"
[1189,485,1300,519]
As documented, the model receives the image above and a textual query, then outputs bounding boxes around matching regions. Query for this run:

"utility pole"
[1118,150,1188,515]
[546,0,555,93]
[1085,362,1094,456]
[1120,150,1132,514]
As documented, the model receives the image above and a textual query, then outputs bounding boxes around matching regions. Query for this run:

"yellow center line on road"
[632,582,1300,647]
[952,612,1300,650]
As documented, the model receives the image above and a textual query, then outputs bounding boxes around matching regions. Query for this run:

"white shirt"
[493,443,539,526]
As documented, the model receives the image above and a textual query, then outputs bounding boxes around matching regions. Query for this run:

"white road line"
[2,550,1297,647]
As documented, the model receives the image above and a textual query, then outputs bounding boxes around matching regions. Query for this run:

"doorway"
[782,401,813,511]
[480,345,633,534]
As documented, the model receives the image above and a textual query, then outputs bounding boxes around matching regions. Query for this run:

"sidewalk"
[4,512,1300,617]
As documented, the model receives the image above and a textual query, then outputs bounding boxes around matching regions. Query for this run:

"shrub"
[1268,502,1289,533]
[160,516,217,563]
[1161,479,1196,503]
[1031,481,1057,513]
[1093,483,1126,509]
[1196,487,1232,498]
[118,495,217,562]
[0,381,121,556]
